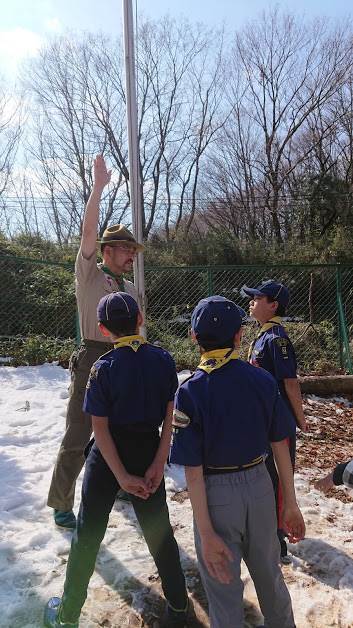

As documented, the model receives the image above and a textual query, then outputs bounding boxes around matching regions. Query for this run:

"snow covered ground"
[1,364,353,627]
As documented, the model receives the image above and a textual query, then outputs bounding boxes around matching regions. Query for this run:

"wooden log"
[299,375,353,396]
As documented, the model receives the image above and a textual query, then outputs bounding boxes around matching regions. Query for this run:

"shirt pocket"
[69,345,85,377]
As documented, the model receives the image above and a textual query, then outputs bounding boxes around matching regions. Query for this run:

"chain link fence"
[145,265,353,374]
[0,255,352,374]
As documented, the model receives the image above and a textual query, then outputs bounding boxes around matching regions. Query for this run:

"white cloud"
[0,28,43,77]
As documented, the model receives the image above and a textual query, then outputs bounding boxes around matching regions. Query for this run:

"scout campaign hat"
[97,224,144,251]
[97,292,139,324]
[242,281,289,308]
[192,296,246,344]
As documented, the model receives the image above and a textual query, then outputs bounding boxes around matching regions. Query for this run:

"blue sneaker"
[43,597,78,627]
[54,510,76,529]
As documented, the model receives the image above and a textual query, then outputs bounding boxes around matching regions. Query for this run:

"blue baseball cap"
[191,296,246,344]
[97,292,139,324]
[242,281,289,308]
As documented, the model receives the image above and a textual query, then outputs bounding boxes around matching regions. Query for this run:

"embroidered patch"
[204,358,217,367]
[172,409,191,428]
[276,337,289,357]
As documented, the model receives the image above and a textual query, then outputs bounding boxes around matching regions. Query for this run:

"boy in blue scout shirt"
[44,292,191,628]
[243,280,306,564]
[170,295,305,628]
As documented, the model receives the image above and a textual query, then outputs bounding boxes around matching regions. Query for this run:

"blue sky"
[0,0,351,78]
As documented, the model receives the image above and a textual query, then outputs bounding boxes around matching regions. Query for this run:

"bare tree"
[0,81,23,233]
[23,35,130,244]
[14,12,353,250]
[21,20,229,243]
[227,10,353,242]
[0,85,22,196]
[136,18,228,239]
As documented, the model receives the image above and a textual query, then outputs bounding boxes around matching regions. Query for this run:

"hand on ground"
[314,471,334,494]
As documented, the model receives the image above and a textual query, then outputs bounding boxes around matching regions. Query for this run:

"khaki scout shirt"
[75,248,138,342]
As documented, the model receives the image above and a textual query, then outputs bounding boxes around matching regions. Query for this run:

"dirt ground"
[297,395,353,503]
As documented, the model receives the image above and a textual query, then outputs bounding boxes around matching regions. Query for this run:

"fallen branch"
[299,375,353,396]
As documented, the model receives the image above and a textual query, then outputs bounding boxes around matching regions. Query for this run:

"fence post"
[207,268,214,296]
[336,266,353,374]
[336,267,343,369]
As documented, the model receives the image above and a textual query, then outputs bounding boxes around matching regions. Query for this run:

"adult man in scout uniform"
[170,296,305,628]
[242,280,306,563]
[47,155,143,529]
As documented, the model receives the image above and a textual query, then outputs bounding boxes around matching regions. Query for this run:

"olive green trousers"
[47,340,112,512]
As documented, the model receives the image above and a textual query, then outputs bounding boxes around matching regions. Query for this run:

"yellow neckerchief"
[114,334,147,352]
[247,316,284,361]
[198,348,239,374]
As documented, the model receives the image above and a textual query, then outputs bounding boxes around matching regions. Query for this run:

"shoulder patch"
[172,409,191,428]
[275,337,289,357]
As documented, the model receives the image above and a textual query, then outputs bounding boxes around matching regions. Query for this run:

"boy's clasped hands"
[117,458,165,499]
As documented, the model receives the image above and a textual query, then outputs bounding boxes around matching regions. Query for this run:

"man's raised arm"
[81,155,111,259]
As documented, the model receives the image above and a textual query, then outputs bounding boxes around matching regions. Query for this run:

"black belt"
[204,456,264,476]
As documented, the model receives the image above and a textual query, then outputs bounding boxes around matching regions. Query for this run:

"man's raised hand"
[93,154,112,190]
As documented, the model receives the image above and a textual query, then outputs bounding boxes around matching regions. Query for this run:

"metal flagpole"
[122,0,146,336]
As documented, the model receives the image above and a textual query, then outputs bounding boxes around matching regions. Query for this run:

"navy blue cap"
[97,292,139,324]
[191,296,246,343]
[242,281,289,308]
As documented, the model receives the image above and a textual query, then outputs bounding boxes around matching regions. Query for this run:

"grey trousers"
[47,340,112,512]
[194,464,295,628]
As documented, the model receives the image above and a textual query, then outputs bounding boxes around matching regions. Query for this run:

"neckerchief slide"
[101,265,125,291]
[114,334,147,352]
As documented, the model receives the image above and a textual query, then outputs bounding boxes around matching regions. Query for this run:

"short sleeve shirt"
[170,359,296,468]
[249,324,297,401]
[75,248,138,342]
[83,343,178,430]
